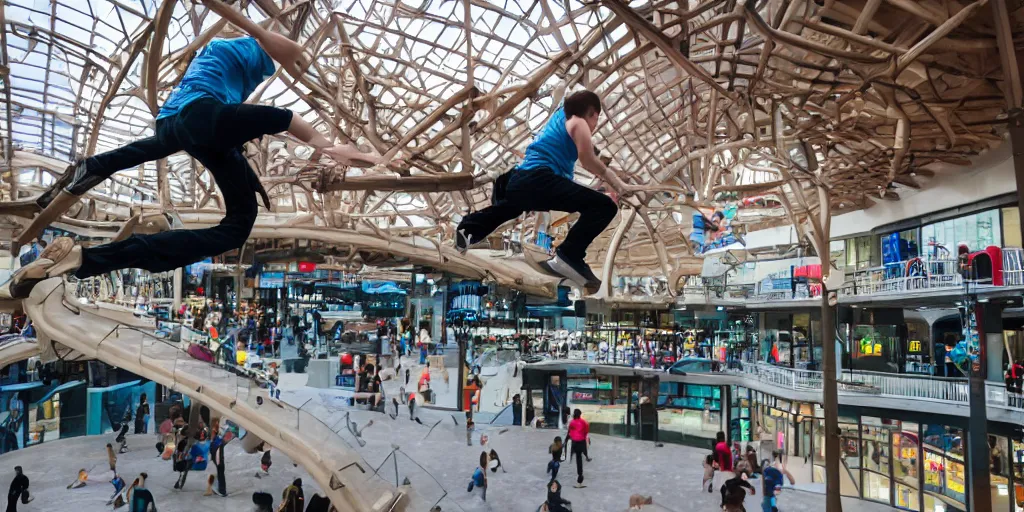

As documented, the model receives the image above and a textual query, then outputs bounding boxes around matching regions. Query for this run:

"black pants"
[216,461,227,495]
[5,492,18,512]
[72,98,292,278]
[571,440,585,484]
[456,169,617,261]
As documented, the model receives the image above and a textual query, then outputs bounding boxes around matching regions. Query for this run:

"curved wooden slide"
[0,336,39,370]
[24,278,406,512]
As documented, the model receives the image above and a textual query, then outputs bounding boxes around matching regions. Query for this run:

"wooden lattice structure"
[1,0,1023,296]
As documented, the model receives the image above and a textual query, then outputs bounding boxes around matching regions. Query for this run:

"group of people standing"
[707,431,795,512]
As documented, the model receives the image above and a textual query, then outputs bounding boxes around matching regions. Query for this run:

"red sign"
[298,261,316,272]
[572,391,594,401]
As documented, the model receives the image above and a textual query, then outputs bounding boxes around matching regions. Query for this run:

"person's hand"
[620,184,641,198]
[322,144,381,167]
[606,188,620,204]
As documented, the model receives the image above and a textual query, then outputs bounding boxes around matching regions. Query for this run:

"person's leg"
[36,134,180,210]
[504,171,617,282]
[73,148,258,278]
[573,443,584,484]
[217,462,227,495]
[455,201,525,251]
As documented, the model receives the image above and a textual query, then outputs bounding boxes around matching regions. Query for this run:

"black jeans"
[73,98,292,278]
[456,169,617,261]
[571,440,586,484]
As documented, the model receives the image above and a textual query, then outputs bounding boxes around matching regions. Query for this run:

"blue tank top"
[158,37,275,119]
[517,107,578,180]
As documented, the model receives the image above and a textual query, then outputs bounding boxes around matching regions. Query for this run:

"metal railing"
[840,369,969,403]
[734,362,822,390]
[1003,247,1024,286]
[986,382,1024,412]
[840,258,962,297]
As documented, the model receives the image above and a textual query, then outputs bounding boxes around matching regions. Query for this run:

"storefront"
[812,407,972,512]
[762,311,821,369]
[523,363,725,447]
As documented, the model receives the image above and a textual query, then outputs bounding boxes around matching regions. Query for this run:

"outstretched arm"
[200,0,307,78]
[566,117,633,195]
[287,114,381,167]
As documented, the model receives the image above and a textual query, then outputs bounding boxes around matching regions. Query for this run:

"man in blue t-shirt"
[454,90,636,293]
[761,451,795,512]
[3,0,385,299]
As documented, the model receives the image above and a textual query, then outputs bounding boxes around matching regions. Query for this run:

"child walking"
[547,437,563,480]
[702,453,716,493]
[466,452,488,501]
[255,448,272,478]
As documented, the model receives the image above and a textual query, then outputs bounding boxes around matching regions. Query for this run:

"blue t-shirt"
[763,466,784,494]
[158,37,275,119]
[517,107,578,180]
[190,441,210,471]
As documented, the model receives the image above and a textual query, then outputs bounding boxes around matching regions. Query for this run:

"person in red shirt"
[567,409,590,488]
[713,431,734,494]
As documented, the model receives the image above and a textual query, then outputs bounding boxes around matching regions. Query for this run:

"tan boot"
[0,236,78,299]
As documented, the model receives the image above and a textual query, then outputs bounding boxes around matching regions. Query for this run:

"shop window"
[884,420,922,510]
[991,435,1013,512]
[921,209,1002,258]
[882,229,920,265]
[862,417,891,479]
[1004,207,1022,248]
[923,424,967,507]
[831,240,846,274]
[851,325,900,373]
[1013,439,1024,512]
[840,419,861,496]
[864,471,892,504]
[813,418,826,482]
[657,382,721,441]
[846,239,857,271]
[906,322,931,374]
[855,235,880,269]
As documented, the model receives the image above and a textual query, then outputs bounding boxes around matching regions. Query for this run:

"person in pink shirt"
[713,431,734,496]
[567,409,590,488]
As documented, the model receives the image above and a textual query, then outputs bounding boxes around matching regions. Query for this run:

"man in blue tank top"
[455,91,635,293]
[2,1,383,299]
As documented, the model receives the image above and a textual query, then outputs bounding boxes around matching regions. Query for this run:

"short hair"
[563,90,601,119]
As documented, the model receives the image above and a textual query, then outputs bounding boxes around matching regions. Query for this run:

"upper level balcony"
[542,353,1024,423]
[672,246,1024,307]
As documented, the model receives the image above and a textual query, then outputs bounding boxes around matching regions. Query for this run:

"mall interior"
[1,1,1024,512]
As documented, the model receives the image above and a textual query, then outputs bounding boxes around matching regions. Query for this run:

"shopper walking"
[134,393,150,434]
[256,447,272,478]
[701,454,716,493]
[721,461,755,512]
[567,409,589,488]
[466,452,488,501]
[106,443,118,473]
[129,473,154,512]
[545,480,572,512]
[210,428,228,497]
[547,436,563,480]
[761,450,795,512]
[713,431,734,495]
[5,467,30,512]
[281,478,304,512]
[173,439,193,489]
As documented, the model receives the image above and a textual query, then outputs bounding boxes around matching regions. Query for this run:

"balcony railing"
[840,258,962,297]
[986,382,1024,412]
[839,369,969,403]
[734,361,822,390]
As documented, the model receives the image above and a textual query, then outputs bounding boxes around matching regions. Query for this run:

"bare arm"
[201,0,306,78]
[287,114,332,149]
[566,117,630,193]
